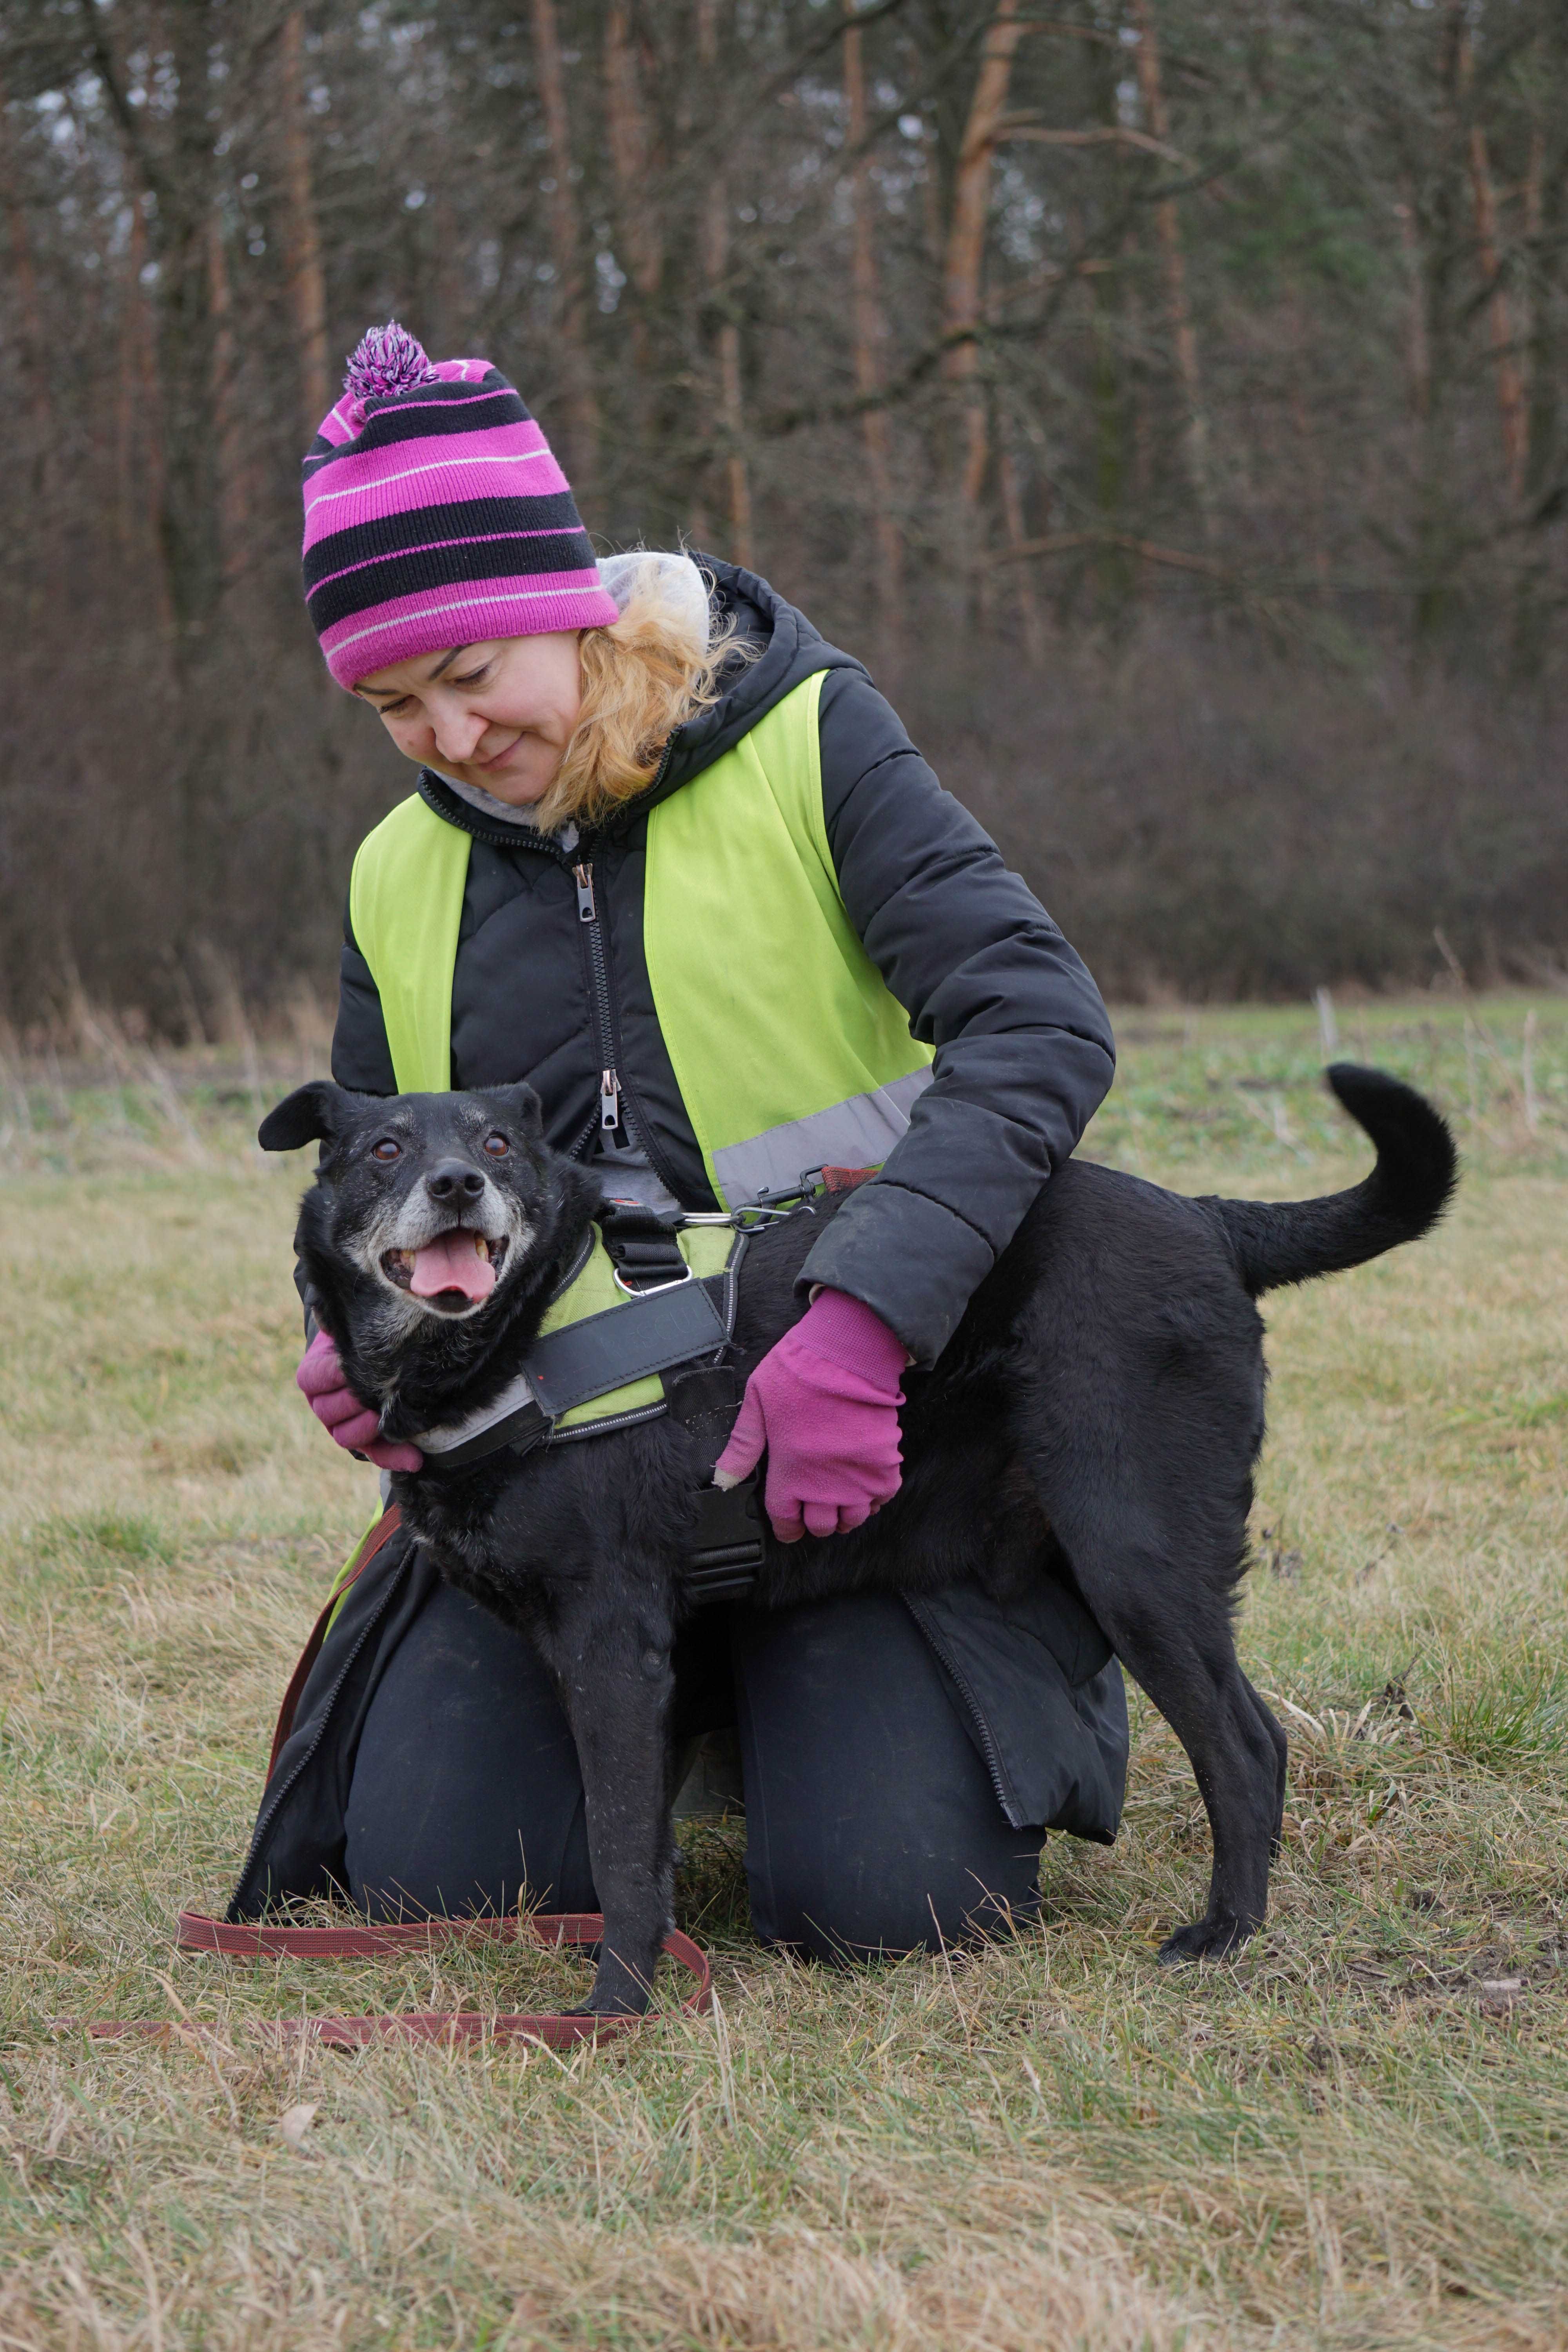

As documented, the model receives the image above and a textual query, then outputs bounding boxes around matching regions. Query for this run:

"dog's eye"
[371,1138,402,1163]
[483,1132,509,1157]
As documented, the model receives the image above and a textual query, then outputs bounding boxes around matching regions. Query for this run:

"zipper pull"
[600,1068,621,1131]
[572,862,595,923]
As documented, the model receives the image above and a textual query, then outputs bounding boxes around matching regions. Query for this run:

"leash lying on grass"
[62,1911,712,2049]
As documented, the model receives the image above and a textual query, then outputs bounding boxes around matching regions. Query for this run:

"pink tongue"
[410,1230,497,1302]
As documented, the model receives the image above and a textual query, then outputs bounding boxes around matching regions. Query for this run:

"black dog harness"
[408,1201,791,1605]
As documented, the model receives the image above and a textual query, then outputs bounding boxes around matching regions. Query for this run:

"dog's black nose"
[426,1158,486,1204]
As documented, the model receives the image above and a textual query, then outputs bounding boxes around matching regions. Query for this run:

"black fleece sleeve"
[330,898,399,1096]
[797,668,1115,1363]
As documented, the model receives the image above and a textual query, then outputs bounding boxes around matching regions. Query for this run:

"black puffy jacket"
[332,559,1116,1365]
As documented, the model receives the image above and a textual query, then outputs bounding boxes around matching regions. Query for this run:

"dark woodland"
[2,0,1566,1031]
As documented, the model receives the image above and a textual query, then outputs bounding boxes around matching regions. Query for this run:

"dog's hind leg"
[529,1593,679,2017]
[1046,1497,1281,1963]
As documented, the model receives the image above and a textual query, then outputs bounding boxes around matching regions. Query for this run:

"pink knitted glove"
[714,1289,907,1543]
[296,1329,423,1474]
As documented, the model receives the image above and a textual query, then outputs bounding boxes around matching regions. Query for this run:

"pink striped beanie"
[302,322,619,689]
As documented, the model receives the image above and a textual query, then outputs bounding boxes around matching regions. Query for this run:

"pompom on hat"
[301,322,618,689]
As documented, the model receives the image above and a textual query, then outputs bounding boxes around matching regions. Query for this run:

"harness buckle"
[610,1260,694,1299]
[682,1475,765,1606]
[598,1201,695,1296]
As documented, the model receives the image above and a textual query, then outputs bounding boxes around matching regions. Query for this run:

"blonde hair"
[527,561,747,834]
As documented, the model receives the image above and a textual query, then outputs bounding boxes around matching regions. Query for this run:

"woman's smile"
[474,731,524,772]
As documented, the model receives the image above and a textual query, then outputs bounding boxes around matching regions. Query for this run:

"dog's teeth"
[474,1234,486,1259]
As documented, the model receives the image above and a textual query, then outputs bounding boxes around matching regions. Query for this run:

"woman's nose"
[431,706,488,763]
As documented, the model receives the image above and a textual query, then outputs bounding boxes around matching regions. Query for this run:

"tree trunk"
[1088,267,1132,614]
[1285,283,1330,597]
[997,436,1044,663]
[1514,26,1568,675]
[207,207,249,587]
[531,0,601,509]
[120,200,175,630]
[0,77,52,495]
[278,9,330,441]
[1394,187,1430,423]
[1409,5,1469,651]
[604,0,659,454]
[604,4,662,310]
[844,2,903,668]
[939,0,1027,572]
[1083,52,1134,619]
[117,0,220,655]
[696,0,753,567]
[1130,0,1211,538]
[1463,104,1526,499]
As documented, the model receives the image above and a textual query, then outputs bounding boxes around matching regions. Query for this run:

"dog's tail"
[1204,1064,1457,1298]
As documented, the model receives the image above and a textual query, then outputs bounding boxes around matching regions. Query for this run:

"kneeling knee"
[751,1852,1040,1967]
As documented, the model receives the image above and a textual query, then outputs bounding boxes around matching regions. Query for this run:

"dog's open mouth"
[381,1229,508,1306]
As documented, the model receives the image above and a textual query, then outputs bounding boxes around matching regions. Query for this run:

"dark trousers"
[343,1581,1044,1962]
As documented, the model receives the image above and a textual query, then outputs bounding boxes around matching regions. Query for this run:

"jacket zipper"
[903,1596,1023,1828]
[572,861,621,1134]
[568,851,690,1201]
[441,746,690,1190]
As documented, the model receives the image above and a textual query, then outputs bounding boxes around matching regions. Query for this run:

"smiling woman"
[251,317,1127,1975]
[352,575,743,834]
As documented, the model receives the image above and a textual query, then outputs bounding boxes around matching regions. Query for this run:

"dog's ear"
[258,1080,357,1154]
[483,1082,545,1141]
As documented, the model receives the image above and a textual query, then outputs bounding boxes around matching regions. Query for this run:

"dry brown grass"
[2,995,1566,2349]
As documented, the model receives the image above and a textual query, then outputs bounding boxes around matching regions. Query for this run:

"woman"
[236,323,1127,1961]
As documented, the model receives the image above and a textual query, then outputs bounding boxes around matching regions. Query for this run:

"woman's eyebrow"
[425,645,472,681]
[356,646,473,702]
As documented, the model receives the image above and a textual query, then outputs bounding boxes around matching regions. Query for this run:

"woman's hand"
[296,1329,423,1473]
[713,1289,907,1541]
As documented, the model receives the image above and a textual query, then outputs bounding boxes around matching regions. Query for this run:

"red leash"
[66,1910,711,2047]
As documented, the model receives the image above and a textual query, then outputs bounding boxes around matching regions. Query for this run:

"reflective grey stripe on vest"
[712,1067,934,1205]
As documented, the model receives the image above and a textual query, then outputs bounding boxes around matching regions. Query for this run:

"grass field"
[2,991,1566,2350]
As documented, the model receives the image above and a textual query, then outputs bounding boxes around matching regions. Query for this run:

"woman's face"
[354,631,583,806]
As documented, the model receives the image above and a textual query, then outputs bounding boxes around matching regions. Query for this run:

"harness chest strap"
[416,1269,733,1466]
[413,1212,744,1466]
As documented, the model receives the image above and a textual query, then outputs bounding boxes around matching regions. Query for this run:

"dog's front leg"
[532,1598,678,2017]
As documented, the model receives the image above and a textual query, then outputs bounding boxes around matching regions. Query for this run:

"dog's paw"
[1156,1913,1258,1965]
[567,1989,652,2020]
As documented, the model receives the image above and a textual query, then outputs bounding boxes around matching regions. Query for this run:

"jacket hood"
[414,556,867,851]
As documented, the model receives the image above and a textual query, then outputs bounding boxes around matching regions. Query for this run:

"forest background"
[2,0,1566,1033]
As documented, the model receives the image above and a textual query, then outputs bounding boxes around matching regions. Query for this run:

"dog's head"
[260,1078,555,1321]
[259,1085,601,1420]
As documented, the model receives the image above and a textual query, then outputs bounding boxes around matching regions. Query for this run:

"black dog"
[260,1067,1455,2014]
